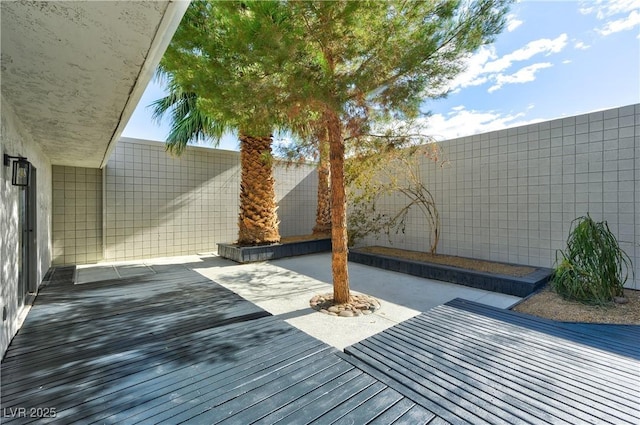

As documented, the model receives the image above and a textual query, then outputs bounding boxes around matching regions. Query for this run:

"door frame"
[18,165,37,306]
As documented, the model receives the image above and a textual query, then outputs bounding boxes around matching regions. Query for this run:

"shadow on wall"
[100,140,320,262]
[53,143,323,265]
[102,142,241,261]
[275,166,318,238]
[1,196,19,353]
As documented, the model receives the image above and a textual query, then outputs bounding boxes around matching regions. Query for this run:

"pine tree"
[160,0,511,303]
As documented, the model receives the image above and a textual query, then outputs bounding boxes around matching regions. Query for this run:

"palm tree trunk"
[312,136,331,235]
[237,133,280,245]
[325,109,350,303]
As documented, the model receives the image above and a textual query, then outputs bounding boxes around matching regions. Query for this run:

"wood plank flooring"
[1,267,435,424]
[3,265,637,424]
[344,298,640,425]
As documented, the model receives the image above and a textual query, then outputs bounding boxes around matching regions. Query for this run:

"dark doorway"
[18,166,37,306]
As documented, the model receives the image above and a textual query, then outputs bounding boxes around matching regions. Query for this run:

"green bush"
[552,214,634,305]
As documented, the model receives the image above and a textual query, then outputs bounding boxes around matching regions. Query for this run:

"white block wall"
[273,161,318,237]
[1,96,53,357]
[359,104,639,289]
[102,138,317,261]
[52,166,103,265]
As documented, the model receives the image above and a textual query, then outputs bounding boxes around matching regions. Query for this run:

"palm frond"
[149,75,229,155]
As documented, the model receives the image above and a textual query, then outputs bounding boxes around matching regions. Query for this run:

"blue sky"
[122,0,640,149]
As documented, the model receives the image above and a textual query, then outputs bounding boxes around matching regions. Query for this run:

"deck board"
[1,266,436,425]
[344,299,640,425]
[388,318,637,415]
[448,298,640,359]
[4,264,637,425]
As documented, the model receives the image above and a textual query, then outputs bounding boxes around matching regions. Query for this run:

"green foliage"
[151,73,229,155]
[346,129,445,253]
[159,0,513,297]
[160,0,303,138]
[161,0,512,139]
[552,214,634,305]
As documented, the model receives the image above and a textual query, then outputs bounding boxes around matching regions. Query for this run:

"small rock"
[319,309,329,314]
[339,310,354,317]
[328,312,338,316]
[614,296,629,304]
[362,310,372,315]
[328,306,340,313]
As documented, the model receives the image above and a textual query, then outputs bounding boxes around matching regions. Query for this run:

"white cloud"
[483,34,568,74]
[448,46,496,93]
[448,34,568,94]
[488,62,553,93]
[580,0,639,18]
[506,14,523,32]
[598,10,640,35]
[574,40,591,50]
[562,59,572,64]
[580,0,640,35]
[420,107,543,140]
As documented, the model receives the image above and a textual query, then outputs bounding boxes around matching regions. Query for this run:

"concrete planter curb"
[349,248,553,297]
[218,238,332,263]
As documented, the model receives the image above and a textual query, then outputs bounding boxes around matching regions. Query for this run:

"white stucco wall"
[1,96,52,358]
[358,104,639,289]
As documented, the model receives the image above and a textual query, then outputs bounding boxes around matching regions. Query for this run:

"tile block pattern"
[274,161,318,237]
[102,139,317,261]
[360,104,639,289]
[51,166,102,265]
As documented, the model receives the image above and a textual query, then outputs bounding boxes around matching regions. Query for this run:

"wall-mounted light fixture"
[3,154,31,187]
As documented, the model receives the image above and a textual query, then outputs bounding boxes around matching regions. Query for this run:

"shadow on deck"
[1,267,432,424]
[2,264,638,424]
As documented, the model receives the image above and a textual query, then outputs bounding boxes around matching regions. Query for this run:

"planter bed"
[218,238,331,263]
[349,247,553,297]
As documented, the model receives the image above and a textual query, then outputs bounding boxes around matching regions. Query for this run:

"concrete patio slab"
[79,252,520,350]
[200,253,520,349]
[75,264,155,284]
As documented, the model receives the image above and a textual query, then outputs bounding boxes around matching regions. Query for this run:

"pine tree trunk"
[312,136,331,235]
[237,133,280,245]
[325,109,350,304]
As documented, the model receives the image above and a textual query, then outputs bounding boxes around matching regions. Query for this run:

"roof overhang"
[1,1,189,168]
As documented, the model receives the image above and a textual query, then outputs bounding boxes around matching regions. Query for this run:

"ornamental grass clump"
[552,214,634,305]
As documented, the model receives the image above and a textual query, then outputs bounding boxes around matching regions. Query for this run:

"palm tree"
[237,133,280,245]
[151,75,280,246]
[281,125,332,236]
[312,134,331,236]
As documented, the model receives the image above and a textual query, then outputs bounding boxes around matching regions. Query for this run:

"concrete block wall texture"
[359,104,639,289]
[273,161,318,237]
[102,138,317,262]
[51,166,103,265]
[1,96,53,357]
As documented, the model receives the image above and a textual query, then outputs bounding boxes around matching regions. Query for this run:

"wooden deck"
[2,266,638,424]
[1,267,434,424]
[344,298,640,424]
